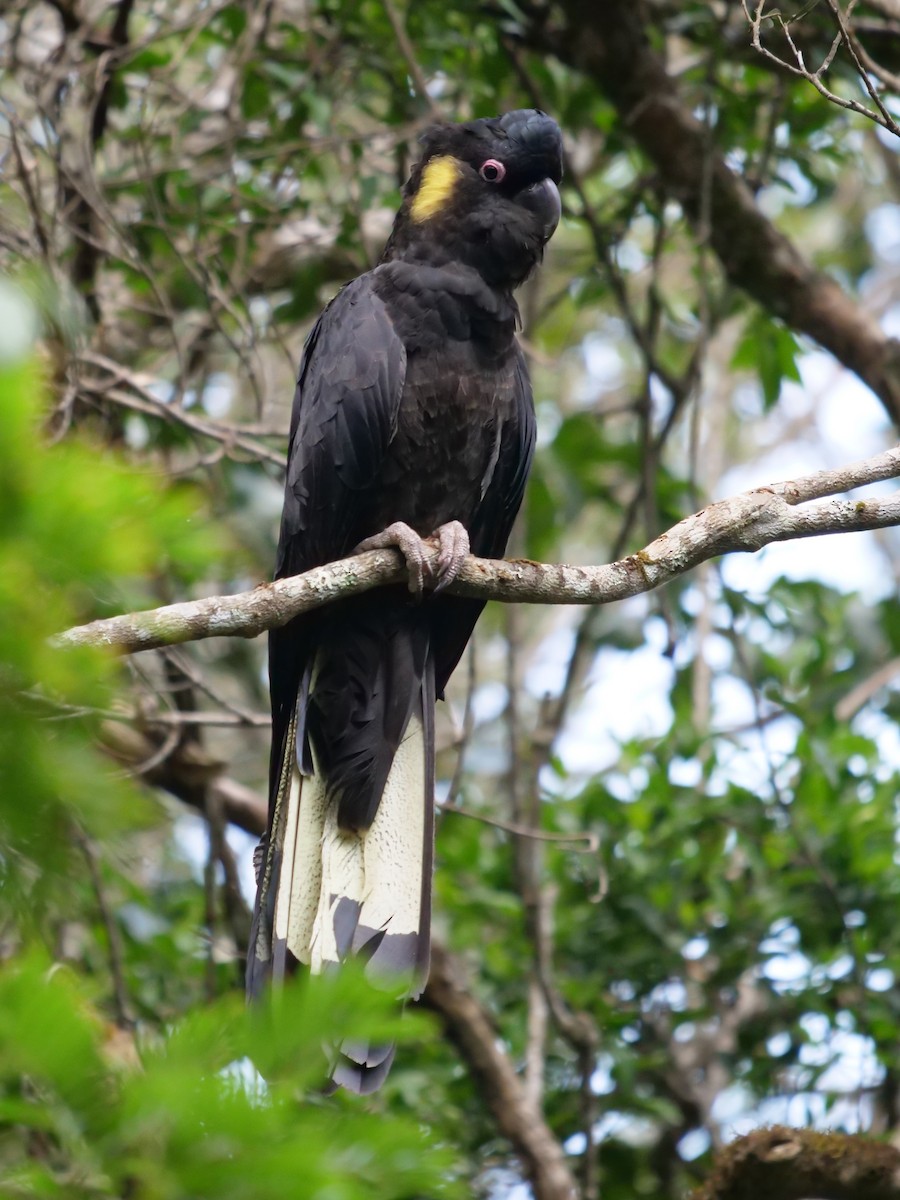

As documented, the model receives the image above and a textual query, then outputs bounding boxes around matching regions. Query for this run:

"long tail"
[248,621,435,1094]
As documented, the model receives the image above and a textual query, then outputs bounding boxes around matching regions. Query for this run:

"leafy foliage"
[0,323,457,1200]
[2,2,900,1198]
[0,952,455,1199]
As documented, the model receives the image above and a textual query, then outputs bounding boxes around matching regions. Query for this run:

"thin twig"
[438,804,599,850]
[445,640,477,807]
[380,0,443,119]
[74,829,133,1029]
[835,654,900,720]
[742,0,900,137]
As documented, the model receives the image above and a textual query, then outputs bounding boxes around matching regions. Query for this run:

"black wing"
[249,277,407,997]
[432,344,536,696]
[469,346,536,557]
[268,274,407,810]
[276,274,407,579]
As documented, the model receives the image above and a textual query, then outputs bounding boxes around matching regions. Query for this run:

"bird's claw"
[431,520,470,594]
[354,522,427,596]
[353,520,470,597]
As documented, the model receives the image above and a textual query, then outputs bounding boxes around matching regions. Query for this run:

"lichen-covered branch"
[692,1126,900,1200]
[55,446,900,654]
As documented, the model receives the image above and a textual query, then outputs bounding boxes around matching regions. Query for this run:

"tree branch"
[423,941,578,1200]
[56,446,900,653]
[536,0,900,425]
[742,0,900,138]
[692,1125,900,1200]
[67,0,136,319]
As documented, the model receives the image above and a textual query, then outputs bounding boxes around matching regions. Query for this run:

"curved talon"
[431,521,470,594]
[353,521,427,596]
[354,519,470,597]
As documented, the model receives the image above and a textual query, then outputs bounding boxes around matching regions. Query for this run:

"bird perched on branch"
[248,109,563,1092]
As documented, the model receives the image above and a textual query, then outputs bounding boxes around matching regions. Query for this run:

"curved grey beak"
[517,178,562,243]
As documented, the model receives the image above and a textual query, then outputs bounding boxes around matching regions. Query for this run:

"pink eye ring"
[479,159,506,183]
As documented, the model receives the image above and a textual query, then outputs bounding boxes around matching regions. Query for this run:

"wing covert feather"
[276,275,406,580]
[472,344,536,557]
[432,343,536,697]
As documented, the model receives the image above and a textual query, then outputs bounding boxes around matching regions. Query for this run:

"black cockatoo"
[249,109,563,1091]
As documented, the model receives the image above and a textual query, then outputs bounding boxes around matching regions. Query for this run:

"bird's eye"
[479,159,506,183]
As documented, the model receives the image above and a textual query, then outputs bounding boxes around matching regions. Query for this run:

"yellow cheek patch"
[410,155,464,222]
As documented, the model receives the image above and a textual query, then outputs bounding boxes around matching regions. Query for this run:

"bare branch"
[55,446,900,654]
[439,803,599,850]
[539,0,900,424]
[80,353,286,467]
[742,0,900,137]
[380,0,443,119]
[835,654,900,720]
[74,827,134,1029]
[423,941,578,1200]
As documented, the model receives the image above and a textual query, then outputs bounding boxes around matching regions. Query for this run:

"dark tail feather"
[331,1040,397,1095]
[248,645,435,1093]
[247,704,298,999]
[322,656,435,1092]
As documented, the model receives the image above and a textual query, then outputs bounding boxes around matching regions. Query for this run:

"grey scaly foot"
[431,520,470,594]
[354,521,428,595]
[353,520,471,596]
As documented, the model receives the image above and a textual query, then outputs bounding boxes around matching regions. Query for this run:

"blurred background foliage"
[1,0,900,1197]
